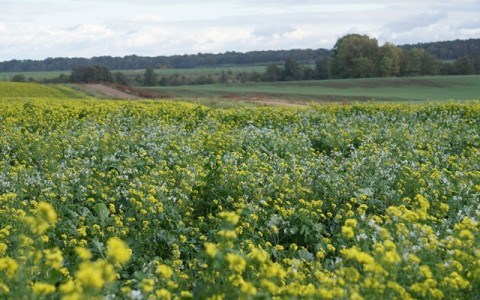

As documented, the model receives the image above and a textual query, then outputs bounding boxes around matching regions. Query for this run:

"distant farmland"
[142,75,480,102]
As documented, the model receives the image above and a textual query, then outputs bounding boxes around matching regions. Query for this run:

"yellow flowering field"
[0,97,479,299]
[0,82,83,98]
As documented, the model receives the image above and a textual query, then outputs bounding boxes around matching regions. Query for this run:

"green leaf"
[94,203,110,224]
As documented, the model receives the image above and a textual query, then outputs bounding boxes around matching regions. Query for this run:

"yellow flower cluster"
[0,95,478,298]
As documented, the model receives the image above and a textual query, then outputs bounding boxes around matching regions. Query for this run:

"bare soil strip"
[84,84,141,99]
[83,84,310,106]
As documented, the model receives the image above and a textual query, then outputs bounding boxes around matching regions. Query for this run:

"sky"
[0,0,479,61]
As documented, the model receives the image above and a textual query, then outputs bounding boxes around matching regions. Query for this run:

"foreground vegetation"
[0,94,479,299]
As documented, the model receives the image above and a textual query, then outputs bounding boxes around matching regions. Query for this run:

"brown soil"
[83,84,141,99]
[83,84,311,106]
[244,96,310,107]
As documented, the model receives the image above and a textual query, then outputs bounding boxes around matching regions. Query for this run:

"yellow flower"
[341,226,355,239]
[225,253,246,273]
[156,264,173,278]
[76,261,105,289]
[37,201,57,224]
[59,280,76,293]
[218,211,240,225]
[205,243,218,258]
[0,283,9,293]
[290,243,298,251]
[240,281,257,295]
[140,278,155,292]
[260,279,277,293]
[0,257,18,278]
[459,229,474,240]
[75,247,92,260]
[156,288,171,300]
[344,218,357,228]
[43,247,63,269]
[0,243,8,256]
[248,247,269,263]
[419,265,432,279]
[106,237,132,265]
[31,282,56,295]
[217,229,237,240]
[178,291,192,298]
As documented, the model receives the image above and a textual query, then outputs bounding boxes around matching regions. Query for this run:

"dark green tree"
[454,56,475,75]
[70,65,113,83]
[401,48,439,76]
[474,54,480,74]
[314,58,329,79]
[11,74,26,82]
[379,43,403,77]
[114,72,130,85]
[283,58,302,81]
[143,67,157,86]
[263,63,282,81]
[330,34,380,78]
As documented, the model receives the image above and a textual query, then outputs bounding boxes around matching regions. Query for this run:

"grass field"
[0,66,267,82]
[144,75,480,102]
[0,71,69,81]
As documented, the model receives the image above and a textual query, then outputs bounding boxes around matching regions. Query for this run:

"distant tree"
[474,54,480,74]
[454,56,475,75]
[142,67,157,86]
[220,70,228,84]
[439,61,456,75]
[11,74,26,82]
[330,34,380,78]
[70,65,113,83]
[314,58,329,79]
[302,66,315,80]
[114,72,130,85]
[379,43,403,77]
[420,51,440,75]
[400,48,439,76]
[263,63,282,81]
[283,58,303,81]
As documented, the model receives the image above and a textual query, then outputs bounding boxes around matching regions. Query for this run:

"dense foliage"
[400,38,480,60]
[0,96,479,299]
[330,34,480,79]
[0,37,478,73]
[70,65,114,83]
[0,49,331,72]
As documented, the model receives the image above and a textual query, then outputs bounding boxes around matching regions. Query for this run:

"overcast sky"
[0,0,479,61]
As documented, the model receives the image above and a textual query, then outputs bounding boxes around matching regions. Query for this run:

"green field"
[0,66,267,82]
[144,75,480,102]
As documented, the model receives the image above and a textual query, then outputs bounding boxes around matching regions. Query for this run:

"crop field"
[0,82,85,99]
[0,84,479,298]
[148,75,480,102]
[0,71,68,82]
[0,66,267,83]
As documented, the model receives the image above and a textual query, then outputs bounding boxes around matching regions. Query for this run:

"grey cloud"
[384,12,448,33]
[253,25,297,38]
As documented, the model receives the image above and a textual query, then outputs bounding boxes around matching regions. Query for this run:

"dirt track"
[83,84,310,106]
[85,84,140,99]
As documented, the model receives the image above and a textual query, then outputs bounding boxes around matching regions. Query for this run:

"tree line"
[9,34,480,85]
[1,36,479,72]
[0,49,330,72]
[329,34,480,78]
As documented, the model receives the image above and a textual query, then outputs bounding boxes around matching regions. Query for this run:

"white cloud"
[384,12,448,33]
[0,1,478,61]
